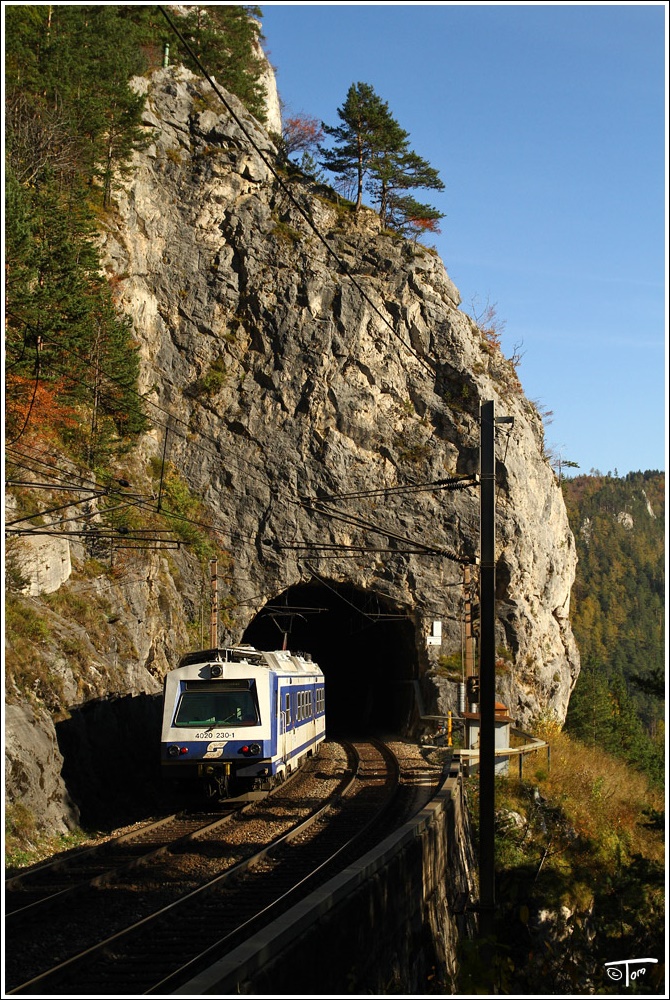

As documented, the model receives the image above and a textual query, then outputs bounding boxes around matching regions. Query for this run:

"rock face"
[5,66,580,838]
[5,703,80,836]
[102,66,579,728]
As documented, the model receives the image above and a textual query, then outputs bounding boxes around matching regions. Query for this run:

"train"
[160,645,326,799]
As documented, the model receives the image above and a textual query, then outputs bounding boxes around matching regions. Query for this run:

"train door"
[288,688,299,766]
[280,688,291,766]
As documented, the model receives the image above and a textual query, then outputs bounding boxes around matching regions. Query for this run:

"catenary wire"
[5,15,495,569]
[6,334,480,554]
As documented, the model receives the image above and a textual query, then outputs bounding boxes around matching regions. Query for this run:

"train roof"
[178,646,264,667]
[176,646,319,673]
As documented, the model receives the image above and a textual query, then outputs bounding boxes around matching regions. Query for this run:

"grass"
[533,725,664,864]
[463,724,665,994]
[192,354,228,396]
[5,802,94,872]
[271,219,303,244]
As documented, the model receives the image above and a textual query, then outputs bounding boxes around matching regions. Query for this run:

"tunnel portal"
[242,581,419,737]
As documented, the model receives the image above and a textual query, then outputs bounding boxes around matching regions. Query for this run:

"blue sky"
[259,3,667,477]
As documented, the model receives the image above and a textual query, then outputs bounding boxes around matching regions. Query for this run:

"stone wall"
[175,763,478,995]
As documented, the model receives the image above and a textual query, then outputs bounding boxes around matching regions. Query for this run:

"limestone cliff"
[104,66,579,720]
[5,66,580,838]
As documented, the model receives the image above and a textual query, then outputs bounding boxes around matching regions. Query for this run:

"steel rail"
[5,809,240,922]
[6,744,360,996]
[148,739,400,993]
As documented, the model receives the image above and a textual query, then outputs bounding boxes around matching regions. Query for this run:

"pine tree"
[319,82,399,211]
[319,82,444,236]
[5,177,146,448]
[5,5,148,200]
[384,194,444,241]
[5,4,152,452]
[563,472,665,785]
[368,148,444,231]
[565,658,617,750]
[170,5,267,122]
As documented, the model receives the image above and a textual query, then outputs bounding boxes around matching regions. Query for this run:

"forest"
[4,11,665,992]
[5,4,664,787]
[562,470,665,786]
[5,5,265,464]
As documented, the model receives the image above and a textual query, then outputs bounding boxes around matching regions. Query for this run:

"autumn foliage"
[282,113,324,156]
[5,374,80,443]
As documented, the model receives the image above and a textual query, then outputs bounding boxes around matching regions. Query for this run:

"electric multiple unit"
[161,645,325,798]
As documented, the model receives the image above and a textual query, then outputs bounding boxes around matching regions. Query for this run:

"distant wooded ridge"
[562,471,665,785]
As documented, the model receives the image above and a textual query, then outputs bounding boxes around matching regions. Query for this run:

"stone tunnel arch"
[242,581,420,737]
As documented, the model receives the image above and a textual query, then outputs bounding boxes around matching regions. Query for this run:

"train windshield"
[174,684,259,727]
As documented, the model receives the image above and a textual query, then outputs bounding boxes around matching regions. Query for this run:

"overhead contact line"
[6,325,303,513]
[269,543,447,557]
[6,19,483,566]
[297,474,479,503]
[292,497,471,565]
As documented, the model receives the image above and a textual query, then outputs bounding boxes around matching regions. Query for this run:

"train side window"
[285,692,290,722]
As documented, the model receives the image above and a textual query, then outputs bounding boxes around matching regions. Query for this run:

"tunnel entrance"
[242,581,418,737]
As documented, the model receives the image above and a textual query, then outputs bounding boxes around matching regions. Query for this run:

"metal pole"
[464,564,475,687]
[479,400,496,939]
[210,557,218,649]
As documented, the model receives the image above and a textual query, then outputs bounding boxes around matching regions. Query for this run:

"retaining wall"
[175,761,478,995]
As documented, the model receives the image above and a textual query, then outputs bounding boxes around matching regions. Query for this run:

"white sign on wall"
[427,620,442,647]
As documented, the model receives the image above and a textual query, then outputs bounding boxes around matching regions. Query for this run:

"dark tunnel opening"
[242,581,419,737]
[52,584,419,831]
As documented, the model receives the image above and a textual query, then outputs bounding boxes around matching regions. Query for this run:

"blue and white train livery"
[161,645,326,799]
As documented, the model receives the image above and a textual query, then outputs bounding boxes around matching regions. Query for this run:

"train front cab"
[161,650,325,799]
[161,661,270,798]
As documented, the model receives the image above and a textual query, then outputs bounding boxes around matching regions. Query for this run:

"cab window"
[174,687,259,727]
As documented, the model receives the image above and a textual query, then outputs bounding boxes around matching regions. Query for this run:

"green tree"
[168,5,267,122]
[5,175,145,450]
[319,82,400,212]
[563,472,665,785]
[319,82,444,235]
[368,148,444,231]
[384,193,444,241]
[5,5,148,200]
[4,5,153,452]
[564,657,617,750]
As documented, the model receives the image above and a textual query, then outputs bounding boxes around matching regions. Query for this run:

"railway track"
[5,810,239,919]
[6,738,405,996]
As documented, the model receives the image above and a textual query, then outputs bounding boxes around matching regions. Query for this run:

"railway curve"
[5,738,442,995]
